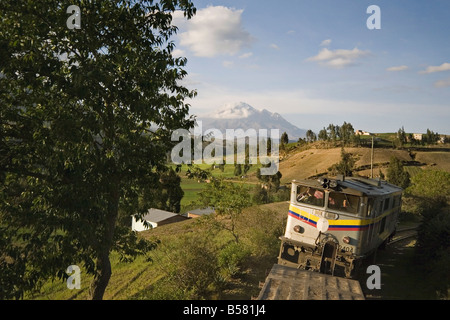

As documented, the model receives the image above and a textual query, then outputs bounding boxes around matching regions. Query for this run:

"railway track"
[388,226,418,245]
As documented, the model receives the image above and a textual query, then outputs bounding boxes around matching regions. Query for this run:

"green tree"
[423,128,440,145]
[159,168,185,213]
[386,156,410,189]
[243,142,252,174]
[306,129,317,143]
[234,163,242,177]
[407,170,450,206]
[281,132,289,145]
[327,124,338,142]
[396,126,407,147]
[328,148,356,177]
[318,127,328,141]
[0,0,196,300]
[339,121,355,146]
[407,170,450,299]
[197,179,252,243]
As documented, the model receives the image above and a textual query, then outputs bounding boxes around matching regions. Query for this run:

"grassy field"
[176,163,261,210]
[25,200,439,300]
[25,201,290,300]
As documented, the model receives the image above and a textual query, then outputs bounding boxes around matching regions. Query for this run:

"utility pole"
[370,136,374,179]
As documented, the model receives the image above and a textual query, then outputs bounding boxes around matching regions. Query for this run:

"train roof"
[291,176,403,197]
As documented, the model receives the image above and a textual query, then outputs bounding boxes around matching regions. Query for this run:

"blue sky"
[172,0,450,134]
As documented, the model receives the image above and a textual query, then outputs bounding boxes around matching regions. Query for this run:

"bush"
[148,232,223,300]
[387,156,410,189]
[406,170,450,206]
[238,209,285,259]
[407,169,450,299]
[217,242,251,279]
[415,206,450,299]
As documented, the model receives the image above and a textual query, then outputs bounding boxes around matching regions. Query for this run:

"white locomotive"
[278,176,403,278]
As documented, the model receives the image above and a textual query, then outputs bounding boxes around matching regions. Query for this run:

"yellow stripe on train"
[288,204,394,230]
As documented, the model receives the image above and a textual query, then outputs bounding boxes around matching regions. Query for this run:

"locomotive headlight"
[293,225,303,233]
[342,236,351,244]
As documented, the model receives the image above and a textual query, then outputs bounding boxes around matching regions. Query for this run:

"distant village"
[355,129,448,144]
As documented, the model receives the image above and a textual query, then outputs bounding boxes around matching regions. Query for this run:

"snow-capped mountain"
[195,102,306,140]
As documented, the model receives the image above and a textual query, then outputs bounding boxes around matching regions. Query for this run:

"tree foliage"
[339,121,355,146]
[395,126,407,147]
[317,122,357,146]
[318,127,328,141]
[328,148,356,177]
[386,156,410,189]
[406,170,450,206]
[280,132,289,145]
[154,168,185,213]
[197,179,252,243]
[305,129,317,143]
[0,0,196,300]
[422,128,440,145]
[407,170,450,299]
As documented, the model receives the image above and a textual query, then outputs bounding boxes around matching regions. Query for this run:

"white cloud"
[386,65,409,72]
[307,47,370,69]
[419,62,450,74]
[188,85,448,120]
[270,43,280,50]
[434,78,450,88]
[239,52,253,59]
[171,48,185,58]
[176,6,253,58]
[222,60,234,68]
[320,39,332,47]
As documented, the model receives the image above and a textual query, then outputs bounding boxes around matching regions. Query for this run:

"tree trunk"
[89,252,112,300]
[89,181,119,300]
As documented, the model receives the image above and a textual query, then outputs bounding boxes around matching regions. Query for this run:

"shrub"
[217,242,251,279]
[406,170,450,206]
[415,206,450,299]
[387,156,410,189]
[149,232,223,299]
[407,169,450,299]
[238,209,285,259]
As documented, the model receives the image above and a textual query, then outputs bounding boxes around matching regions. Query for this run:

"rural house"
[184,207,215,219]
[355,130,372,136]
[131,208,188,232]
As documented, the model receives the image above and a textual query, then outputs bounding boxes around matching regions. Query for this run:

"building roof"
[143,208,180,223]
[185,207,215,216]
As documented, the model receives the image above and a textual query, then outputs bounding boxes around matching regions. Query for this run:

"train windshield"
[328,192,360,214]
[296,186,325,207]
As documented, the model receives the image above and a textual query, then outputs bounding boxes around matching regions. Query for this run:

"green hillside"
[24,140,450,300]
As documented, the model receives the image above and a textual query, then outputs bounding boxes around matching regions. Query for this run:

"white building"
[131,208,188,232]
[184,207,215,219]
[355,130,372,136]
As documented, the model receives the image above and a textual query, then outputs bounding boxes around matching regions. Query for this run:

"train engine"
[278,176,402,278]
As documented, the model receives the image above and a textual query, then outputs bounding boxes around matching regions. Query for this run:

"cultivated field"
[278,145,450,183]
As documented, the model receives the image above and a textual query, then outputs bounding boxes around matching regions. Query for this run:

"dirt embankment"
[279,146,450,183]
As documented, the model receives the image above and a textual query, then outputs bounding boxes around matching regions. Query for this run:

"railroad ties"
[257,264,365,300]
